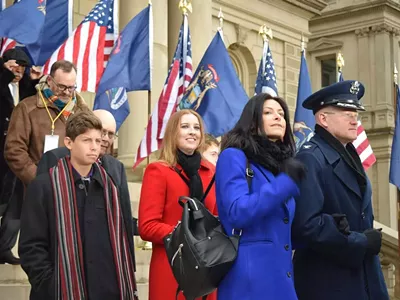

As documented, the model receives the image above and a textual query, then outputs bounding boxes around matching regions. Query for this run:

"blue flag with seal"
[254,43,278,96]
[94,87,129,131]
[26,0,72,65]
[390,83,400,189]
[0,0,46,45]
[94,4,151,131]
[293,50,314,150]
[178,31,247,137]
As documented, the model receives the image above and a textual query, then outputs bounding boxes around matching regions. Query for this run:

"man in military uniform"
[292,80,389,300]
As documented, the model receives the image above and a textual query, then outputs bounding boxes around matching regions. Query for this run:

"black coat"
[36,147,137,258]
[21,151,136,300]
[0,59,38,209]
[36,147,139,237]
[292,133,389,300]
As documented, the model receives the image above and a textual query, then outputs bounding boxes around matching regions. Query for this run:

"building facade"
[2,0,398,299]
[75,0,400,297]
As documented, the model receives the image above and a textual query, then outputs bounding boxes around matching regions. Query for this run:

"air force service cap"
[303,80,365,114]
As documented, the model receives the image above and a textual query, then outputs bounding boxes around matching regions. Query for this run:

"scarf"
[242,135,293,175]
[50,157,138,300]
[36,75,76,119]
[315,124,366,196]
[177,150,204,200]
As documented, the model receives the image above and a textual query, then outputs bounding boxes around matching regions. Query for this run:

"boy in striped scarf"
[19,110,138,300]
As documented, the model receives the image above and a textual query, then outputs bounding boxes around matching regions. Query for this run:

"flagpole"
[259,24,273,76]
[146,0,153,168]
[394,63,400,257]
[337,52,344,82]
[142,0,153,251]
[218,7,224,33]
[394,63,398,119]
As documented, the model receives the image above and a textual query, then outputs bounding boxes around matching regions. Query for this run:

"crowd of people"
[0,47,390,300]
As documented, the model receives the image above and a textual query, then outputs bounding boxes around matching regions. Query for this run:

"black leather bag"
[164,196,239,300]
[164,160,253,300]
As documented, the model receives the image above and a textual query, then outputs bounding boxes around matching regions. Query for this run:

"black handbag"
[164,160,253,300]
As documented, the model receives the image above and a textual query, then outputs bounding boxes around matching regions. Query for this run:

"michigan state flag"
[180,31,248,137]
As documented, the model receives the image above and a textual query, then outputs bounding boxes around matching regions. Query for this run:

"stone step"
[135,247,151,284]
[0,264,27,283]
[0,251,151,284]
[0,282,149,300]
[0,283,30,300]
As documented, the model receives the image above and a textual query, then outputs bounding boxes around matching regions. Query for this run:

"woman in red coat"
[139,109,217,300]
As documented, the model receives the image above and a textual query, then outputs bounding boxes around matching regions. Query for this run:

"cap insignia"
[350,81,360,95]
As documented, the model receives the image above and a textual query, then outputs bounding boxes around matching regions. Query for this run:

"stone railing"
[375,221,400,299]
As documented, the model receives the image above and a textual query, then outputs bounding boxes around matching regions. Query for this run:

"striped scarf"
[50,157,138,300]
[36,75,76,119]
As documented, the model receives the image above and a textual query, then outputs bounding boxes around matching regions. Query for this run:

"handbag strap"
[173,167,214,202]
[175,287,208,300]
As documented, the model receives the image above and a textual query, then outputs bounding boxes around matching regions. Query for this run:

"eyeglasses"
[50,76,77,93]
[323,111,359,121]
[101,129,118,140]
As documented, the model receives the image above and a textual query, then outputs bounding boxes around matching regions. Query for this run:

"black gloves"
[281,158,306,184]
[332,214,350,235]
[364,228,382,256]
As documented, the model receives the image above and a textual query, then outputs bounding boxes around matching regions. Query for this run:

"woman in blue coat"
[215,93,305,300]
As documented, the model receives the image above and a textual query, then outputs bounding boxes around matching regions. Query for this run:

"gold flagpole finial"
[218,7,224,31]
[337,52,345,71]
[301,33,305,52]
[179,0,192,15]
[259,24,273,43]
[394,63,398,84]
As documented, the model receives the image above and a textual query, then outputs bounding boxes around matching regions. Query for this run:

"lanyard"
[38,89,72,135]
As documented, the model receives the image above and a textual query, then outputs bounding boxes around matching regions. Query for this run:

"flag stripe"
[353,121,376,170]
[0,38,16,56]
[337,73,376,170]
[134,16,192,168]
[43,0,115,93]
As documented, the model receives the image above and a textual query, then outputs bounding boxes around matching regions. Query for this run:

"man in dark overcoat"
[0,48,40,264]
[292,80,389,300]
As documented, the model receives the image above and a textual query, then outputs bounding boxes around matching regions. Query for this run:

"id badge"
[44,135,59,153]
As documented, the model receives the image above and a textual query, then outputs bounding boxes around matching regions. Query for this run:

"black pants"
[0,170,23,253]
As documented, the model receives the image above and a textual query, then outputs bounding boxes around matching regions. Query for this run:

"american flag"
[133,16,192,168]
[43,0,117,93]
[255,42,278,97]
[338,71,376,170]
[0,38,16,55]
[0,0,19,56]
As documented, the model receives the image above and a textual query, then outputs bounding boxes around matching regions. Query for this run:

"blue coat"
[292,133,389,300]
[215,148,299,300]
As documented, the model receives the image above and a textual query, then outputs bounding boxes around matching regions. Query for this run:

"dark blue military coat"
[292,133,389,300]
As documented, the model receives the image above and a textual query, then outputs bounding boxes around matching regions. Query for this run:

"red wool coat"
[139,160,217,300]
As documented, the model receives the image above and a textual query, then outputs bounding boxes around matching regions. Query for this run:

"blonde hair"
[200,134,220,153]
[159,109,205,166]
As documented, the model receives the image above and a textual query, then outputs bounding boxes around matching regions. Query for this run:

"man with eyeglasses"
[0,48,42,265]
[5,60,88,186]
[292,80,389,300]
[2,60,87,264]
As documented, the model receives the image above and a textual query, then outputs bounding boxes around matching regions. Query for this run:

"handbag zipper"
[171,243,184,266]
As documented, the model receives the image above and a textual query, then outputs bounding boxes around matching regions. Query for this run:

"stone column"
[366,24,400,228]
[168,0,213,68]
[117,0,168,180]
